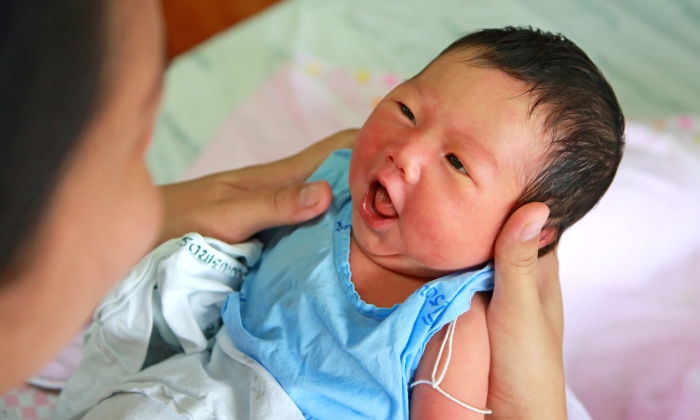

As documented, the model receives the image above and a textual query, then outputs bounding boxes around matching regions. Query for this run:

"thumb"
[252,180,333,231]
[492,202,550,308]
[488,202,567,420]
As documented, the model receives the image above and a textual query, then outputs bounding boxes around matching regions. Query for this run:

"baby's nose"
[401,159,420,185]
[386,148,421,185]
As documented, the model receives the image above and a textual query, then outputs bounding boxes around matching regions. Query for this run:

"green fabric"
[149,0,700,184]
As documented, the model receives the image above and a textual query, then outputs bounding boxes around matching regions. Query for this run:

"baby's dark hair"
[440,27,625,255]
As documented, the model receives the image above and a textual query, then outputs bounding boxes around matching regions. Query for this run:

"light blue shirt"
[222,150,494,419]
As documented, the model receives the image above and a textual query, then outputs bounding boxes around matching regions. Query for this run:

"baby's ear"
[538,226,557,249]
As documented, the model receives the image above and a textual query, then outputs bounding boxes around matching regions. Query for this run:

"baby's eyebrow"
[400,81,425,100]
[471,141,497,170]
[457,135,498,176]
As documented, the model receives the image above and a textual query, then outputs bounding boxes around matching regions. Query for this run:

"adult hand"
[158,129,358,244]
[486,202,567,419]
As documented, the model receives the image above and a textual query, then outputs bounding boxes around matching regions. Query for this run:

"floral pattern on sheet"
[299,53,401,118]
[652,115,700,146]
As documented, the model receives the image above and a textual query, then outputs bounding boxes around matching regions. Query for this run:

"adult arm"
[158,129,358,244]
[487,202,567,419]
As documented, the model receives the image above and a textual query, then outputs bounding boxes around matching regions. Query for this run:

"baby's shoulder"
[307,149,352,190]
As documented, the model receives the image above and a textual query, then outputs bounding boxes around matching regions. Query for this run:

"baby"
[222,27,624,419]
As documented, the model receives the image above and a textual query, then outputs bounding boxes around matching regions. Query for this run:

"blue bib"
[222,150,494,419]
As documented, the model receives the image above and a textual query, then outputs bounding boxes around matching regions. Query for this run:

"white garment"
[52,233,303,420]
[52,233,591,420]
[79,330,304,420]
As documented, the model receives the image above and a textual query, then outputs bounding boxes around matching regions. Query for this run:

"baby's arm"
[410,292,490,420]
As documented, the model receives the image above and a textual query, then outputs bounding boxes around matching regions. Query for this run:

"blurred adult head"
[0,0,165,390]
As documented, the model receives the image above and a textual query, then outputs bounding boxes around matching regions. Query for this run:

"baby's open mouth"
[372,181,398,218]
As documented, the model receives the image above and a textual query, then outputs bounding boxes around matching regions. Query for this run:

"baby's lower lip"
[358,182,398,230]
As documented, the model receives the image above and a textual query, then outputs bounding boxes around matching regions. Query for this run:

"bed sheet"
[148,0,700,184]
[559,117,700,420]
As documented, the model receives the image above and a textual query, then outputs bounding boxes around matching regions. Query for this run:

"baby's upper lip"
[372,167,403,215]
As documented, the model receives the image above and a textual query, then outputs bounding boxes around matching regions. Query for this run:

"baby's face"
[349,52,547,278]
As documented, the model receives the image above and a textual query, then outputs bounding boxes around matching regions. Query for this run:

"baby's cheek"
[406,217,455,264]
[409,215,492,270]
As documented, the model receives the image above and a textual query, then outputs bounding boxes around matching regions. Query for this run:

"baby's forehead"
[412,53,537,112]
[411,55,551,152]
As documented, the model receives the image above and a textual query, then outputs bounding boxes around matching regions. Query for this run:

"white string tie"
[410,318,492,415]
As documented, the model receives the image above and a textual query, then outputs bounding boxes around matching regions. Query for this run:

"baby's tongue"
[374,184,398,218]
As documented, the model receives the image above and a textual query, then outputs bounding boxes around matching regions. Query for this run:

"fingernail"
[299,182,323,207]
[521,214,548,241]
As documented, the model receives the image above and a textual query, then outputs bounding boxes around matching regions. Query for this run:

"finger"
[237,181,333,239]
[492,202,550,311]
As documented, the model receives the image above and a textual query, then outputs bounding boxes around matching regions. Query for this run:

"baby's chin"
[352,228,492,280]
[351,231,457,280]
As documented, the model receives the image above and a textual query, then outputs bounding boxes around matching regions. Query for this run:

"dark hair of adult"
[441,27,625,255]
[0,0,108,280]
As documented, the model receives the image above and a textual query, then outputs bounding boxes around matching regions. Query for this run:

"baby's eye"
[399,103,416,124]
[446,154,468,174]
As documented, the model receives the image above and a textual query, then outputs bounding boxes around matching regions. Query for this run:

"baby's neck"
[349,235,431,308]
